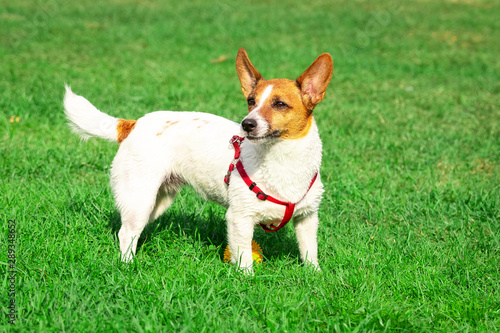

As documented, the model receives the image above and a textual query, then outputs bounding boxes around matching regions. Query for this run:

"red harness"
[224,135,318,232]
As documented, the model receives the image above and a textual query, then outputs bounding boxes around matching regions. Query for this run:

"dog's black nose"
[241,118,257,133]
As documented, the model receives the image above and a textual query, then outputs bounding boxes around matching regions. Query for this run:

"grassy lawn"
[1,0,499,331]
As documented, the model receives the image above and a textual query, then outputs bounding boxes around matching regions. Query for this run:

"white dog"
[64,49,333,273]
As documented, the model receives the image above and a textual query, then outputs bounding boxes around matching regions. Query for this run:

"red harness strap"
[224,135,318,232]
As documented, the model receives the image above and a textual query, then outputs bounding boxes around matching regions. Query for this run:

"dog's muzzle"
[241,118,257,134]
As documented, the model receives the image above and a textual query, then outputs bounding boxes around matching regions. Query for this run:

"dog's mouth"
[246,130,282,142]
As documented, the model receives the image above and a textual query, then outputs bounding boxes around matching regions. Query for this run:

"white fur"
[251,85,274,113]
[64,87,323,273]
[64,85,118,141]
[242,85,274,139]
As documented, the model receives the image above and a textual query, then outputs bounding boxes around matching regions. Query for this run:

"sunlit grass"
[1,0,499,331]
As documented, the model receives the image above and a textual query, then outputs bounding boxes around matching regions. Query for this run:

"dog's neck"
[239,119,322,203]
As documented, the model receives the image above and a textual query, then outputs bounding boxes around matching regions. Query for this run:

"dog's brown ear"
[296,53,333,111]
[236,49,263,98]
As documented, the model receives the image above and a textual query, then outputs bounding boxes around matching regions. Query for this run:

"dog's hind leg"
[149,192,176,221]
[115,173,182,262]
[149,176,182,221]
[118,218,149,261]
[116,195,156,263]
[113,177,159,262]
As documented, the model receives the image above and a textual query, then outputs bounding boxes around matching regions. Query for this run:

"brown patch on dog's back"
[193,118,209,128]
[117,118,137,143]
[156,120,179,136]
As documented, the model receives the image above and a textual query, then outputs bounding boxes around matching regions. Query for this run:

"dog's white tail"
[64,85,119,142]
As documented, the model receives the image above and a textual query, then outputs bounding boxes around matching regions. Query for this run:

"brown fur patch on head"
[117,118,137,143]
[296,53,333,111]
[236,48,263,99]
[236,49,333,140]
[249,79,314,140]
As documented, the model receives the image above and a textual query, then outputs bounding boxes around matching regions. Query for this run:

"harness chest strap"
[225,135,318,232]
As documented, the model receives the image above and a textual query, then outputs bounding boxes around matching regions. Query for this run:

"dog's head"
[236,49,333,142]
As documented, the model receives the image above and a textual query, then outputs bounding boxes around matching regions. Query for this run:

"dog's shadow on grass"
[105,203,301,263]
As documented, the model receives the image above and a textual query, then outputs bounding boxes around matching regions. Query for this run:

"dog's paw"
[236,261,254,276]
[121,252,134,263]
[304,260,321,272]
[240,266,254,276]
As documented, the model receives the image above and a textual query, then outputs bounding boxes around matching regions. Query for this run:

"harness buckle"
[229,135,244,145]
[224,163,235,185]
[229,136,244,160]
[256,191,268,201]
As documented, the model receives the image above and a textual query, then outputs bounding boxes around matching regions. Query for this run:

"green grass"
[1,0,499,331]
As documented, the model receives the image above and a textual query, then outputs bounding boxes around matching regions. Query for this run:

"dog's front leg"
[293,212,320,270]
[226,208,255,274]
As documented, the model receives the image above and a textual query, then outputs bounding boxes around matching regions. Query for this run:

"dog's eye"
[273,101,288,109]
[247,98,256,106]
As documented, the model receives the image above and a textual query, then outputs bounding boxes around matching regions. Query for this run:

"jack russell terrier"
[64,49,333,273]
